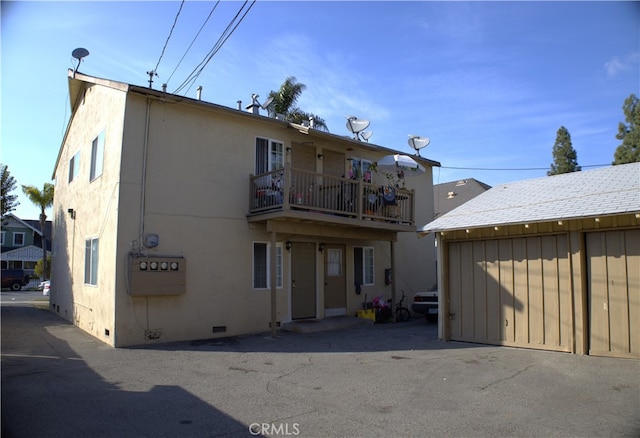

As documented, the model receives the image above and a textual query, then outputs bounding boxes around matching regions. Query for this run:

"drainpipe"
[270,231,278,337]
[140,98,152,245]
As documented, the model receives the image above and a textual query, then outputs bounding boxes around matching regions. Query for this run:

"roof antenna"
[71,48,89,76]
[146,70,158,89]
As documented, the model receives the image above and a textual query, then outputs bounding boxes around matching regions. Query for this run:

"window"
[327,248,343,277]
[13,232,25,246]
[69,151,80,183]
[354,246,374,286]
[90,130,105,181]
[84,238,99,285]
[349,158,373,182]
[255,137,284,174]
[253,242,283,289]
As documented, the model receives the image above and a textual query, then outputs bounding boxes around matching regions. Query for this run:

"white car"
[411,290,438,321]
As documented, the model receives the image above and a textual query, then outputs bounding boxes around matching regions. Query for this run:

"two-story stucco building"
[50,70,440,347]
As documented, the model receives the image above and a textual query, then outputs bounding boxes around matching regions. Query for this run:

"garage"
[447,235,573,352]
[420,163,640,357]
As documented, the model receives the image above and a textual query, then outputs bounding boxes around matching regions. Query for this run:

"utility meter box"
[129,256,186,296]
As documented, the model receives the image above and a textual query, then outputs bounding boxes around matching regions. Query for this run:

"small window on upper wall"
[13,232,25,246]
[69,151,80,183]
[90,131,105,181]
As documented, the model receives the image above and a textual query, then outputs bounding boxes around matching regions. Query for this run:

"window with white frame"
[255,138,284,175]
[253,242,283,289]
[84,238,99,285]
[69,151,80,183]
[13,232,25,246]
[353,246,374,286]
[349,158,373,182]
[90,130,105,181]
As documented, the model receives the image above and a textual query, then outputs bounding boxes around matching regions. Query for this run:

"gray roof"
[420,162,640,233]
[434,178,491,218]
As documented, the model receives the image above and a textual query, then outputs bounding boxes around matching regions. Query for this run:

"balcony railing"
[249,164,415,225]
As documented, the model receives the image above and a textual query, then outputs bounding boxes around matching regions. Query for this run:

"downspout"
[270,231,278,337]
[139,98,152,243]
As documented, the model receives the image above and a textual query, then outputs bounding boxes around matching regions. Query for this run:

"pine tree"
[1,163,20,216]
[548,126,581,176]
[613,93,640,165]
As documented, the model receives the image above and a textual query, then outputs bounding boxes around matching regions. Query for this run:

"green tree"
[613,93,640,164]
[35,255,51,280]
[548,126,581,176]
[267,77,329,131]
[1,164,20,216]
[21,183,54,280]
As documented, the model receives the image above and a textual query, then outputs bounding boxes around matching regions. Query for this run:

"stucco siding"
[51,83,127,345]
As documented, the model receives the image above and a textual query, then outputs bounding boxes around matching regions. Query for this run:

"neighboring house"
[1,213,52,287]
[50,70,440,347]
[419,163,640,359]
[434,178,491,218]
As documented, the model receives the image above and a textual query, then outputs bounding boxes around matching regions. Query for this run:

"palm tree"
[267,77,329,131]
[21,183,54,281]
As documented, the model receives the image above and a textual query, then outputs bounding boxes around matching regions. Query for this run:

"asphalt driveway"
[2,303,639,437]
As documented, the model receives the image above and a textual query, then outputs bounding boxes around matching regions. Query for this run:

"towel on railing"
[382,186,396,205]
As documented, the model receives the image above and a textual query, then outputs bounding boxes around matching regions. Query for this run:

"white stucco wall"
[51,82,126,345]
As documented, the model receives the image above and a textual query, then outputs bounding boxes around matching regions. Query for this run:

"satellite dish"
[261,96,274,110]
[408,135,430,156]
[361,131,373,142]
[345,116,370,140]
[71,47,89,73]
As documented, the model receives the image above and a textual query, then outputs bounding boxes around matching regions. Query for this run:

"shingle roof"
[419,162,640,233]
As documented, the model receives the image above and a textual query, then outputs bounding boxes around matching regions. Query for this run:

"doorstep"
[281,316,372,334]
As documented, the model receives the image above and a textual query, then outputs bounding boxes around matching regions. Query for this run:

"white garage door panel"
[448,235,572,352]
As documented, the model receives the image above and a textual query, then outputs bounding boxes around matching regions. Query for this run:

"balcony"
[248,165,416,231]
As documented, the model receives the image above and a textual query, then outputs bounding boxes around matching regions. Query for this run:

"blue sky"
[2,1,638,220]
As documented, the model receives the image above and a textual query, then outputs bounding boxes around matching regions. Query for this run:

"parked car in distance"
[41,281,51,296]
[412,290,438,321]
[1,269,31,291]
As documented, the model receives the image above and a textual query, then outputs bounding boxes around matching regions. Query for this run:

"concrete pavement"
[2,303,639,437]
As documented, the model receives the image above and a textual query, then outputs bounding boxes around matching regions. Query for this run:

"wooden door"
[291,242,317,320]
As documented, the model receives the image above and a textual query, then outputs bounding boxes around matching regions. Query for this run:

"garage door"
[447,235,573,352]
[587,229,640,359]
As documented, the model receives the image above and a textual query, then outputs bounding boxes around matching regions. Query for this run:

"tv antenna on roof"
[345,116,371,141]
[71,47,89,74]
[408,135,430,156]
[361,131,373,142]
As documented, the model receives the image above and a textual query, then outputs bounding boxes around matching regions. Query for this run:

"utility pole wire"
[440,164,610,171]
[153,0,185,75]
[167,1,221,84]
[173,0,256,96]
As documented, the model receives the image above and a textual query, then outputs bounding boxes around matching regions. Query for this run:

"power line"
[173,0,256,95]
[440,164,610,171]
[166,1,221,85]
[148,0,185,87]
